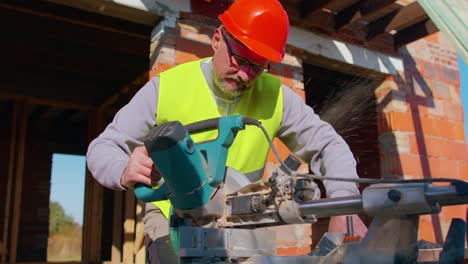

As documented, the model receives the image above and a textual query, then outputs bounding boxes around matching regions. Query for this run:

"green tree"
[49,201,76,235]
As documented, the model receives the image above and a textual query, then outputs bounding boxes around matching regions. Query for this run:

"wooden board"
[9,102,28,264]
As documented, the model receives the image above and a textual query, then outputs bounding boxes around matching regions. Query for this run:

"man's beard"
[214,76,252,98]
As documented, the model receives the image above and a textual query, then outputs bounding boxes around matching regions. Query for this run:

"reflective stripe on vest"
[152,58,283,217]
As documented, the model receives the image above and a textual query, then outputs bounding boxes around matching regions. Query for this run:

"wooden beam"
[1,103,18,264]
[288,25,403,76]
[366,9,399,40]
[1,40,147,80]
[1,8,150,57]
[359,0,399,22]
[323,0,360,13]
[82,109,106,262]
[134,201,145,263]
[111,191,123,263]
[334,2,361,30]
[100,72,149,108]
[0,2,149,40]
[394,18,439,48]
[47,0,161,26]
[385,1,426,32]
[123,191,136,264]
[298,0,332,18]
[9,102,28,264]
[335,0,399,30]
[91,110,105,261]
[367,1,428,41]
[82,125,95,262]
[0,93,92,111]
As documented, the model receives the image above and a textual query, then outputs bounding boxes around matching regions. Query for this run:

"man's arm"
[86,77,160,190]
[278,85,359,198]
[278,86,366,236]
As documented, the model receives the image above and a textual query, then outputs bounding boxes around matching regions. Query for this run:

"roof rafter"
[394,18,438,48]
[298,0,332,18]
[334,0,399,31]
[366,1,429,42]
[385,1,427,32]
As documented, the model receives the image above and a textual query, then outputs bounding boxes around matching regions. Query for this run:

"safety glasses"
[221,29,270,75]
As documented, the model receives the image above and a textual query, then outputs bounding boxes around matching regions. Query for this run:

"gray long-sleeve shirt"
[86,60,359,198]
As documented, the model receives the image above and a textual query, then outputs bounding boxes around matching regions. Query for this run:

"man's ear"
[212,27,222,51]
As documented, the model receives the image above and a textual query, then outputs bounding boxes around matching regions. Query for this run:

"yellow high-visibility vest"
[152,58,283,218]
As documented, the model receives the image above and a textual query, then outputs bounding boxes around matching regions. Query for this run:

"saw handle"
[185,117,221,134]
[185,117,260,134]
[134,183,169,203]
[133,115,249,204]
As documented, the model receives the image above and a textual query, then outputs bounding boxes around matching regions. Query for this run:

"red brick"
[427,157,460,178]
[432,80,452,100]
[419,206,468,243]
[179,27,211,45]
[444,101,464,122]
[419,117,441,138]
[384,153,462,179]
[441,205,467,223]
[149,63,175,78]
[442,67,460,84]
[162,35,176,45]
[419,215,437,242]
[260,224,313,256]
[267,138,293,163]
[380,152,400,176]
[406,93,431,116]
[380,112,464,141]
[408,136,468,160]
[380,112,415,133]
[175,37,212,64]
[425,99,445,118]
[278,64,294,88]
[454,124,466,141]
[293,89,305,102]
[279,76,292,88]
[459,161,468,180]
[440,122,465,141]
[277,246,311,256]
[269,64,280,76]
[399,153,425,177]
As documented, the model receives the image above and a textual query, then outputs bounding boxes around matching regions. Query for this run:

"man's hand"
[120,146,160,189]
[328,214,367,238]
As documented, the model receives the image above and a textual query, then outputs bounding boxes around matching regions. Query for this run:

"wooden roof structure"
[286,0,438,48]
[0,0,438,114]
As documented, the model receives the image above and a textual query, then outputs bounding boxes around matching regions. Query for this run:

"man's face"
[211,27,271,95]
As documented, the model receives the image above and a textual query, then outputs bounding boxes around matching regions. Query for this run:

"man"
[86,0,367,262]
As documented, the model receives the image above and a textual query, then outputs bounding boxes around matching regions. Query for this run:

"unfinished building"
[0,0,466,263]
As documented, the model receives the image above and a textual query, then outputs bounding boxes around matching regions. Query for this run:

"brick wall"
[375,32,467,243]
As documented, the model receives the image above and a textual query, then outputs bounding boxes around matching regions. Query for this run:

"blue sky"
[50,153,86,225]
[459,55,468,138]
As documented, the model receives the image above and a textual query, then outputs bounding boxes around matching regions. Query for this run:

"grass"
[47,225,82,262]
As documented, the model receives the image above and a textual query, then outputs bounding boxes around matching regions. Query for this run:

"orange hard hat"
[219,0,289,63]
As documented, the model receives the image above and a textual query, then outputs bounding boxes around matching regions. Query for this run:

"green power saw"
[134,115,468,263]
